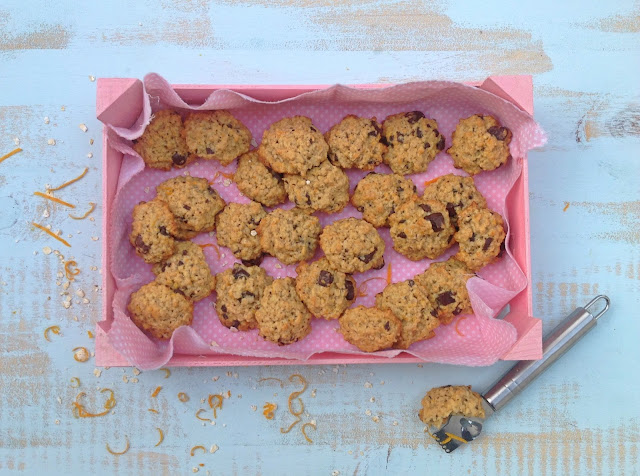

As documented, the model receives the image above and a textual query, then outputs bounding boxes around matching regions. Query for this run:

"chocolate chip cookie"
[319,218,385,274]
[447,114,512,175]
[257,116,328,176]
[215,201,266,265]
[129,199,178,264]
[215,263,273,331]
[382,111,445,176]
[389,199,455,261]
[257,208,321,265]
[338,306,402,352]
[183,110,252,165]
[421,174,487,229]
[418,385,485,427]
[351,172,417,227]
[454,203,506,271]
[133,110,191,170]
[152,241,216,302]
[415,258,473,324]
[255,277,312,345]
[325,115,386,170]
[234,150,287,207]
[128,282,194,340]
[375,279,440,349]
[156,176,226,237]
[283,161,350,214]
[295,258,356,319]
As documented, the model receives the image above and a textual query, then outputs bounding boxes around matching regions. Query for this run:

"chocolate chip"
[368,130,378,137]
[158,226,169,236]
[310,126,317,132]
[220,305,227,313]
[398,232,407,239]
[437,136,445,151]
[206,147,214,154]
[380,136,389,146]
[418,203,432,213]
[483,237,493,251]
[226,124,233,129]
[431,309,439,317]
[182,250,188,256]
[345,279,355,300]
[183,204,191,211]
[396,132,405,143]
[446,203,457,218]
[487,126,509,141]
[498,240,506,257]
[416,128,423,138]
[397,186,404,193]
[389,134,394,142]
[398,219,406,224]
[470,233,476,242]
[208,186,218,195]
[232,265,250,279]
[437,291,456,306]
[174,289,186,297]
[373,259,385,270]
[229,320,239,328]
[356,206,365,212]
[408,279,415,286]
[134,235,150,254]
[405,111,425,124]
[359,249,377,264]
[424,142,430,148]
[425,213,445,232]
[453,307,462,315]
[172,153,187,165]
[242,255,263,267]
[309,138,313,145]
[317,270,334,287]
[384,321,391,331]
[241,291,255,299]
[305,192,312,206]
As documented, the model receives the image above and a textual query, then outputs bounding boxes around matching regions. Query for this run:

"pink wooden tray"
[95,76,542,367]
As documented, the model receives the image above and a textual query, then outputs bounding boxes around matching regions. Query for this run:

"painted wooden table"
[1,1,639,475]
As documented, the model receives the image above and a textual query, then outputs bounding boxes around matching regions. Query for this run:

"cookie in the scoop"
[418,385,485,427]
[295,258,356,319]
[129,199,178,264]
[338,306,402,352]
[325,115,386,170]
[454,203,506,271]
[283,161,350,214]
[382,111,445,175]
[215,201,266,264]
[421,174,487,229]
[319,218,385,274]
[127,282,194,340]
[234,150,287,207]
[183,110,252,165]
[447,114,512,175]
[215,263,273,331]
[351,172,417,227]
[257,208,321,265]
[255,277,312,345]
[133,110,192,170]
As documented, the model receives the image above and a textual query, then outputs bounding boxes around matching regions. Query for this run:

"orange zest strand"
[87,330,94,339]
[355,277,386,298]
[48,167,89,192]
[72,346,90,362]
[423,177,439,187]
[151,386,162,398]
[44,325,61,341]
[0,147,22,165]
[33,191,76,208]
[160,367,171,378]
[190,445,206,457]
[72,388,116,418]
[301,422,316,443]
[154,428,164,447]
[199,243,221,259]
[280,416,302,434]
[178,392,189,403]
[263,402,277,420]
[208,394,223,418]
[32,222,71,247]
[148,408,158,414]
[563,202,570,212]
[455,316,467,337]
[219,171,234,180]
[196,409,212,422]
[64,260,80,281]
[69,202,96,220]
[106,436,130,455]
[445,432,468,444]
[288,397,304,417]
[288,374,308,401]
[70,377,80,388]
[386,263,392,284]
[258,377,284,388]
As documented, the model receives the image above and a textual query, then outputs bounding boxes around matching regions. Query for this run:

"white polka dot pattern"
[102,74,547,370]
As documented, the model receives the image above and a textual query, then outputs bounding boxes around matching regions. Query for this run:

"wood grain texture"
[0,0,639,474]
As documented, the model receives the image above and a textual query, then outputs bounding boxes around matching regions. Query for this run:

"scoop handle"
[483,295,610,412]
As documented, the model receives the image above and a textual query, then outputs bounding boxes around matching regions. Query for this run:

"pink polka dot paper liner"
[101,73,546,370]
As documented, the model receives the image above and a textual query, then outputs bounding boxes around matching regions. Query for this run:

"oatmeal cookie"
[351,172,417,227]
[422,174,487,228]
[283,161,350,214]
[319,218,385,274]
[234,150,287,207]
[129,199,178,264]
[133,110,191,170]
[295,258,356,319]
[257,208,321,265]
[325,115,386,170]
[215,201,266,264]
[338,306,402,352]
[418,385,485,427]
[454,203,506,271]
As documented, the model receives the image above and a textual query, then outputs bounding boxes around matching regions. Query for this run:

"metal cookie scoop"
[429,295,610,453]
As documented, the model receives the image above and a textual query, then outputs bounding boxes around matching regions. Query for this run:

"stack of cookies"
[127,108,513,352]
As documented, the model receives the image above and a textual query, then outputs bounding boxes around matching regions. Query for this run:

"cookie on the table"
[255,277,312,345]
[375,279,440,349]
[415,258,473,324]
[325,115,386,170]
[152,241,216,302]
[382,111,445,175]
[283,161,350,214]
[127,282,194,340]
[389,199,455,261]
[215,263,273,331]
[418,385,485,427]
[183,110,252,165]
[156,176,226,237]
[320,218,385,274]
[295,258,356,319]
[133,110,192,170]
[351,172,417,227]
[234,150,287,207]
[421,174,487,229]
[257,208,321,265]
[447,114,512,175]
[215,201,266,265]
[257,116,328,176]
[454,203,506,271]
[338,306,402,352]
[129,199,178,264]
